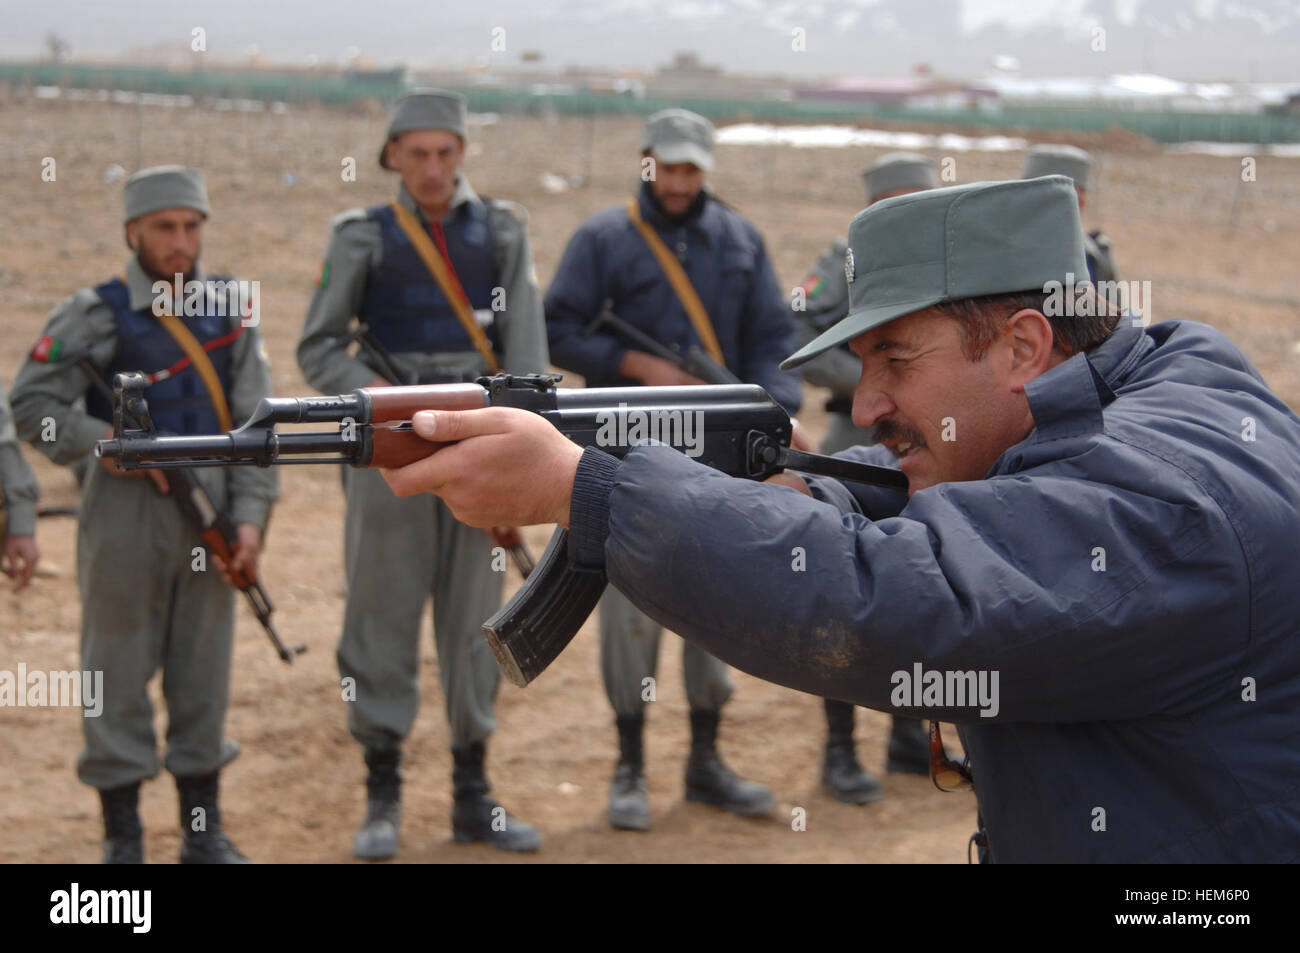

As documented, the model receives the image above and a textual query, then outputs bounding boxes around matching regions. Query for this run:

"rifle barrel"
[96,429,354,467]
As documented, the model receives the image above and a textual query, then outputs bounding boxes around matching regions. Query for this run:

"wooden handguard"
[363,382,488,423]
[360,383,489,469]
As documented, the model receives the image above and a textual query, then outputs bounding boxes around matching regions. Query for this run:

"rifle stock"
[177,477,306,664]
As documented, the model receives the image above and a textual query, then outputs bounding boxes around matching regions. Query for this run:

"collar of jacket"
[636,179,713,239]
[397,176,481,226]
[1019,318,1152,444]
[123,255,207,312]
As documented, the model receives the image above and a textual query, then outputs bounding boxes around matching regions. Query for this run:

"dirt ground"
[1,98,1297,864]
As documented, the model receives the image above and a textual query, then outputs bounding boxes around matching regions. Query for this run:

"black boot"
[451,741,541,852]
[99,782,144,864]
[684,709,774,817]
[354,745,402,860]
[821,699,884,805]
[886,716,931,774]
[608,713,650,831]
[175,771,251,864]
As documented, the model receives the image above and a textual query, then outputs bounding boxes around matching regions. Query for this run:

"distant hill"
[2,0,1297,82]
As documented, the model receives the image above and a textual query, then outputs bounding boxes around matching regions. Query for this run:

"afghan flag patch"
[32,335,63,364]
[319,261,330,287]
[801,274,826,300]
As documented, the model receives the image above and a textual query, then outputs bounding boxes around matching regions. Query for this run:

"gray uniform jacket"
[0,381,39,536]
[791,237,864,401]
[297,179,548,392]
[1085,230,1118,284]
[10,257,278,528]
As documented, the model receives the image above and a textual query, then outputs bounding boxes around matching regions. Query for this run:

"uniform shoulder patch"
[331,207,369,230]
[51,286,116,340]
[73,286,106,310]
[488,198,529,228]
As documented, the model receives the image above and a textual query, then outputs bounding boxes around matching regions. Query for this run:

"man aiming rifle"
[373,176,1300,862]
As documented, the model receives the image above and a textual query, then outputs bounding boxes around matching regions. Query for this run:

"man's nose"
[851,384,894,430]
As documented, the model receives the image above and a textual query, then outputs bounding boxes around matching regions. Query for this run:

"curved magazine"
[482,527,607,686]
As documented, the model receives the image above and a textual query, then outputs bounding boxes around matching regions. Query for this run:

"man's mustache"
[138,251,198,283]
[872,418,927,449]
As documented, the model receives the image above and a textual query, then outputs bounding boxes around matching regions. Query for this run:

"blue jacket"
[545,183,802,413]
[567,319,1300,862]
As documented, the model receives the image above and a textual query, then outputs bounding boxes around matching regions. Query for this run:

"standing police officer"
[297,90,547,857]
[1023,144,1118,283]
[11,166,278,863]
[545,108,802,831]
[791,153,939,803]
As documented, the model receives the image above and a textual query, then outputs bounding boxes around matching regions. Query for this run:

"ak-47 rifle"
[96,372,906,686]
[344,322,536,578]
[585,308,741,386]
[32,346,305,664]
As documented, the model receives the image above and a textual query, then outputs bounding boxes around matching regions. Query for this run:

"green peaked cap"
[781,176,1089,370]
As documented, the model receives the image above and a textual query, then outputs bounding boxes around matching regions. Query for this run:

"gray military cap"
[379,88,468,169]
[123,165,210,222]
[1023,144,1092,190]
[781,176,1089,370]
[642,108,715,171]
[862,152,939,202]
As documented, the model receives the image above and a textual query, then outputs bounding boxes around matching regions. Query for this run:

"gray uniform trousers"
[338,467,503,750]
[600,586,733,717]
[76,466,238,790]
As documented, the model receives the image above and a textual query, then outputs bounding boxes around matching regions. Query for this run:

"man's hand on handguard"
[382,407,584,529]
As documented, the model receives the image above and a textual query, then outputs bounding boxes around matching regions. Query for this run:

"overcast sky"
[3,0,1298,81]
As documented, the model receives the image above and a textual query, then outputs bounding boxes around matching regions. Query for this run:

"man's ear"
[1004,308,1056,394]
[384,137,399,169]
[124,220,138,251]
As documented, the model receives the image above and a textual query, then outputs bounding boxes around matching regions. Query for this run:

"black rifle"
[34,351,304,664]
[585,308,741,386]
[96,372,907,686]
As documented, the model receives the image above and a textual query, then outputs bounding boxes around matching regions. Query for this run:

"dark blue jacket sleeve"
[736,232,803,414]
[544,224,626,383]
[587,444,1246,726]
